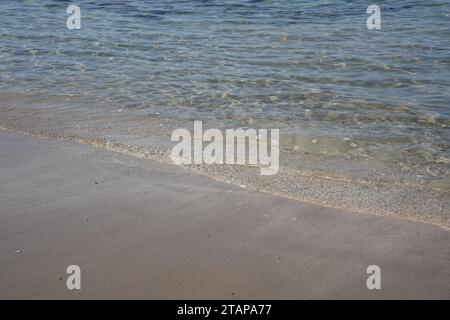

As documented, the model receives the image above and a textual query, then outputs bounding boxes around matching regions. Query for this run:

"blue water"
[0,0,449,185]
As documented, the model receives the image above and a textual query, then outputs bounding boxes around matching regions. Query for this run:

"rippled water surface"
[1,1,449,198]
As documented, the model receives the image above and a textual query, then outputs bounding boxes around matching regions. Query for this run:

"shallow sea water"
[0,0,449,225]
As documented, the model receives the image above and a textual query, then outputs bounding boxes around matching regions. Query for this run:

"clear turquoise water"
[0,0,449,188]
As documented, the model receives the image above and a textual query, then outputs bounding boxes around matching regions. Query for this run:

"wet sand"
[0,130,449,299]
[1,104,448,229]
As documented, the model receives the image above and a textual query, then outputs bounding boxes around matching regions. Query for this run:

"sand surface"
[0,130,449,299]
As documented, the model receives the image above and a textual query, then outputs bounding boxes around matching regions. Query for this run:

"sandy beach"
[0,129,449,299]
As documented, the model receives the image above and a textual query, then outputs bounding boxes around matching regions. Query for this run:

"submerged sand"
[0,130,449,299]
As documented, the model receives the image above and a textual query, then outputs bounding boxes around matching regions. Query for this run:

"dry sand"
[0,130,449,299]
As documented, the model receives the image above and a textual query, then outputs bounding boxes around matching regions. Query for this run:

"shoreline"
[0,112,448,230]
[0,130,449,299]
